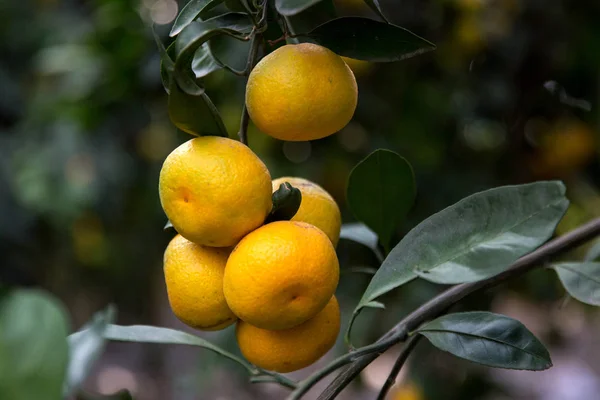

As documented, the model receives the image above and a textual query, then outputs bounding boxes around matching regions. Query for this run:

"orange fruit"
[163,235,237,330]
[223,221,339,330]
[246,43,358,141]
[236,296,340,372]
[158,136,272,247]
[272,177,341,245]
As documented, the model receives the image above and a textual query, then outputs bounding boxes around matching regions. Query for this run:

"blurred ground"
[2,0,600,398]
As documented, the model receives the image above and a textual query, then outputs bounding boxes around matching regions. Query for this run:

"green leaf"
[224,0,253,13]
[355,181,568,312]
[339,222,383,262]
[364,301,385,309]
[362,0,388,22]
[413,181,568,284]
[65,306,116,396]
[275,0,325,16]
[170,0,226,37]
[168,78,228,136]
[0,289,70,400]
[553,263,600,306]
[417,312,552,371]
[192,43,223,78]
[173,13,253,94]
[585,241,600,261]
[103,325,255,373]
[152,28,174,93]
[285,0,336,35]
[347,149,415,249]
[265,183,302,223]
[305,17,435,62]
[198,0,227,19]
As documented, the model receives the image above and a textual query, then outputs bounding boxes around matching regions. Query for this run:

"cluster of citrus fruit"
[159,43,357,372]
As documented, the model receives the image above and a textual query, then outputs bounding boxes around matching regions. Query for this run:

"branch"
[252,369,298,389]
[376,335,421,400]
[316,216,600,400]
[286,335,400,400]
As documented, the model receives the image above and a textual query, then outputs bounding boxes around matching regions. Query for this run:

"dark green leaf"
[152,28,174,93]
[192,43,223,78]
[275,0,325,16]
[65,306,116,396]
[168,78,228,136]
[173,13,252,94]
[103,325,255,373]
[339,222,383,262]
[265,183,302,223]
[285,0,336,34]
[306,17,435,62]
[198,0,227,19]
[0,289,70,400]
[553,262,600,306]
[354,181,568,314]
[417,312,552,370]
[585,241,600,261]
[347,149,415,249]
[170,0,225,37]
[224,0,253,13]
[362,0,388,22]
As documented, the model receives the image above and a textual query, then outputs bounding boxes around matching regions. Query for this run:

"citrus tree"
[3,1,600,399]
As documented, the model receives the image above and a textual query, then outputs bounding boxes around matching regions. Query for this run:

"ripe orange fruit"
[158,136,272,247]
[246,43,358,141]
[223,221,339,330]
[163,235,237,330]
[236,296,340,372]
[272,177,342,245]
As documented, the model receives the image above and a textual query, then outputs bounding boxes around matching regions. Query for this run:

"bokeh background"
[2,0,600,399]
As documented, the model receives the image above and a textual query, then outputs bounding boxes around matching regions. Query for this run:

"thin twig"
[312,216,600,400]
[286,335,400,400]
[376,335,421,400]
[253,369,298,389]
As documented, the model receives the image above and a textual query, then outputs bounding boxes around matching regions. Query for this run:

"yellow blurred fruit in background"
[391,382,424,400]
[530,118,597,179]
[236,296,340,372]
[246,43,358,141]
[163,235,237,330]
[224,221,339,330]
[159,136,272,247]
[272,177,342,246]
